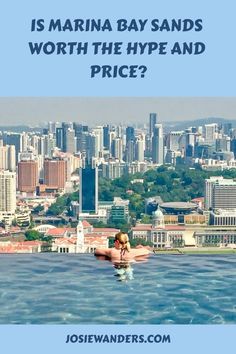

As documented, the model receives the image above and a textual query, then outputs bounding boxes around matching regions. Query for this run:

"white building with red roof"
[131,207,185,248]
[49,219,113,253]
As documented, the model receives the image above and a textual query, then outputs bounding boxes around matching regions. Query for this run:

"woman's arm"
[133,247,151,257]
[94,248,111,257]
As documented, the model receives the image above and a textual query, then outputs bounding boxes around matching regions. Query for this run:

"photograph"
[0,97,236,325]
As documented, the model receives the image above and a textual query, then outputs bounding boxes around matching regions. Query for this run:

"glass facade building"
[79,165,98,213]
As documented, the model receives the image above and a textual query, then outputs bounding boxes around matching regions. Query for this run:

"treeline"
[99,166,236,218]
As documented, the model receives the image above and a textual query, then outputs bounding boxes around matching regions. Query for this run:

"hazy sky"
[0,97,236,126]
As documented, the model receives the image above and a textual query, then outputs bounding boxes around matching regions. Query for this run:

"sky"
[0,97,236,126]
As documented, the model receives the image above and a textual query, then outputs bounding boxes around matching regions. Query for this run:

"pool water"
[0,253,235,324]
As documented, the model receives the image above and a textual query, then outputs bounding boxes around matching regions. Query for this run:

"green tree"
[25,230,41,241]
[129,238,153,247]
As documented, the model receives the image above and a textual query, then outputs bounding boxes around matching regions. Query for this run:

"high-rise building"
[56,127,63,149]
[0,145,16,171]
[103,125,110,150]
[79,165,98,214]
[231,138,236,158]
[65,129,76,154]
[152,124,164,165]
[0,170,16,214]
[18,160,38,193]
[111,138,123,160]
[223,123,232,136]
[44,159,66,189]
[125,140,135,163]
[48,121,56,134]
[149,113,157,138]
[205,176,236,210]
[126,126,135,144]
[203,124,218,144]
[44,133,56,158]
[93,126,104,153]
[166,131,183,151]
[135,135,145,162]
[3,133,23,162]
[86,133,100,160]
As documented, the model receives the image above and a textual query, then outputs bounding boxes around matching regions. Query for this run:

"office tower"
[135,135,145,162]
[21,132,29,152]
[37,136,45,156]
[149,113,157,138]
[116,125,122,138]
[44,159,66,189]
[0,145,16,172]
[111,138,123,160]
[93,126,104,153]
[65,129,76,154]
[0,170,16,214]
[152,124,164,164]
[61,122,72,152]
[167,131,183,151]
[108,131,116,151]
[30,135,39,154]
[44,133,56,157]
[126,126,135,144]
[125,140,135,163]
[56,127,63,149]
[216,136,230,152]
[48,121,56,134]
[231,138,236,158]
[103,125,110,150]
[203,124,218,144]
[3,133,23,162]
[77,131,88,153]
[86,133,99,160]
[205,176,236,210]
[185,144,194,158]
[79,165,98,214]
[185,131,196,157]
[223,123,232,136]
[18,160,38,193]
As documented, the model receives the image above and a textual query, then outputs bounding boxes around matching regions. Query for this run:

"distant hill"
[162,117,236,132]
[0,125,42,133]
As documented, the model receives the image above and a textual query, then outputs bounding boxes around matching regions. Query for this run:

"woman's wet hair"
[115,232,131,252]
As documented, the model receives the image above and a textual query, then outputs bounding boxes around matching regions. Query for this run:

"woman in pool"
[94,232,151,262]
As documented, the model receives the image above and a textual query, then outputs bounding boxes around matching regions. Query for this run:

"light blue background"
[1,0,236,95]
[1,325,236,354]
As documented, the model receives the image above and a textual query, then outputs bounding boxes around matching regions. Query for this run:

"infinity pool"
[0,254,235,324]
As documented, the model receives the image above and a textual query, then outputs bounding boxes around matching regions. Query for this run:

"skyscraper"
[205,176,236,210]
[149,113,157,138]
[203,124,218,144]
[111,138,123,160]
[18,160,38,193]
[152,124,164,165]
[0,145,16,172]
[56,127,63,149]
[79,165,98,214]
[65,129,76,154]
[3,133,23,163]
[0,170,16,215]
[126,126,135,144]
[103,125,110,150]
[135,135,145,162]
[44,159,66,190]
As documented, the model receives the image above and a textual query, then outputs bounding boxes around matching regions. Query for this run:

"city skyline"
[0,97,236,126]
